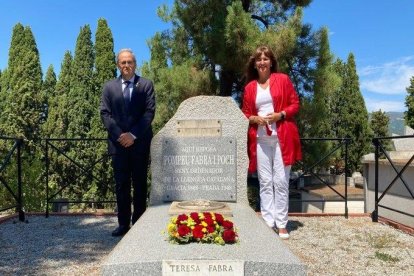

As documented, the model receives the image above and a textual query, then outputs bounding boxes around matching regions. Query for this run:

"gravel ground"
[0,215,413,275]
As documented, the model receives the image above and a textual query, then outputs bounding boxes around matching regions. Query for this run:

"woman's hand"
[249,115,268,126]
[264,112,285,124]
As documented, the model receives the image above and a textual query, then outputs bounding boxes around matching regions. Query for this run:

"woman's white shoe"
[278,232,290,239]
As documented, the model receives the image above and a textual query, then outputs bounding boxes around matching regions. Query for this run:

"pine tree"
[147,0,320,133]
[370,109,392,151]
[405,76,414,129]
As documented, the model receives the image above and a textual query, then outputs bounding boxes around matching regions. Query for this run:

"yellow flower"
[187,217,195,226]
[214,236,225,245]
[198,212,204,219]
[202,227,207,233]
[201,221,208,227]
[167,223,176,234]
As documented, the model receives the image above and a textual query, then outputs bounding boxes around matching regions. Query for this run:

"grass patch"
[367,233,396,249]
[374,251,400,263]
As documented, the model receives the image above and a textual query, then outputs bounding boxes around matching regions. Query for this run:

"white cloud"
[359,56,414,95]
[365,98,406,113]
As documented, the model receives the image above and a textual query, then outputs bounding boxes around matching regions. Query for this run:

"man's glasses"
[120,60,135,65]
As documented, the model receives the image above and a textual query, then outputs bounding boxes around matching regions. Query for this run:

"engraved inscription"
[162,138,237,201]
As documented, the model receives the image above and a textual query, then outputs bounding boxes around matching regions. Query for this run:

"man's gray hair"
[116,48,136,63]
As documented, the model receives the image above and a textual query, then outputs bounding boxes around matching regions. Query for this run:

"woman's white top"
[256,83,277,137]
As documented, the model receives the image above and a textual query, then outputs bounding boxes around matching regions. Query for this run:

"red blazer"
[242,73,302,173]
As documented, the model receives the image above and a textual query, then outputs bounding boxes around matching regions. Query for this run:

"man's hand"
[118,132,135,148]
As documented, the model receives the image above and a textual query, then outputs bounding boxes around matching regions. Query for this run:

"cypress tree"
[405,76,414,129]
[94,18,116,87]
[44,51,72,138]
[0,69,2,119]
[300,27,341,169]
[67,25,95,138]
[65,25,96,200]
[332,54,372,173]
[90,18,116,203]
[43,51,73,204]
[3,24,43,146]
[0,24,44,210]
[370,109,392,151]
[40,65,57,125]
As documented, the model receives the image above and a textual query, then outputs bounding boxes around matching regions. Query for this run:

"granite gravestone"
[102,96,306,276]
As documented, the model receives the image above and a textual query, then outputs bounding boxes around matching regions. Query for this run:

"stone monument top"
[149,96,249,206]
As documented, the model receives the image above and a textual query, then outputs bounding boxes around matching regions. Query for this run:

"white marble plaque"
[162,137,237,201]
[162,260,244,276]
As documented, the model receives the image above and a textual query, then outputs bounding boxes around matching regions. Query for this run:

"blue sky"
[1,0,413,113]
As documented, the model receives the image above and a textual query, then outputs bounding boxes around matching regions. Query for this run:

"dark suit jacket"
[100,74,155,154]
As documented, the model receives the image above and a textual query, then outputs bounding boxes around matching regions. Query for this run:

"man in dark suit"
[100,48,155,236]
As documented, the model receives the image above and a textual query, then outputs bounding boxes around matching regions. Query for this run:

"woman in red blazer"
[242,46,302,239]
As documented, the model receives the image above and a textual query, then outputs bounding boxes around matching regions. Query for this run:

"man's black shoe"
[111,226,130,237]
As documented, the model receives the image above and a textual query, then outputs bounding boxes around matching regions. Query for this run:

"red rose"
[222,229,237,243]
[192,225,204,239]
[214,213,224,224]
[207,226,215,233]
[177,225,191,237]
[203,212,212,218]
[222,220,233,229]
[204,216,215,226]
[190,212,201,224]
[177,214,188,224]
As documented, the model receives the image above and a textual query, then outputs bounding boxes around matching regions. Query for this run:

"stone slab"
[161,137,237,202]
[101,204,306,276]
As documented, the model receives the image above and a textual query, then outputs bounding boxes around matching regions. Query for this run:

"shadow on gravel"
[287,220,305,233]
[0,215,120,275]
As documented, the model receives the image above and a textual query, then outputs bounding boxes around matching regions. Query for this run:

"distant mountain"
[386,112,405,136]
[369,111,405,136]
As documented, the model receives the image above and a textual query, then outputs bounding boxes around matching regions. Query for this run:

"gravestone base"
[168,201,233,216]
[101,203,306,276]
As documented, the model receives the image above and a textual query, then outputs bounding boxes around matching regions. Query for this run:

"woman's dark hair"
[245,45,279,83]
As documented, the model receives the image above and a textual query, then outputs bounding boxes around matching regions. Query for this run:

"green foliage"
[43,51,72,138]
[148,0,320,132]
[374,251,400,263]
[332,54,372,173]
[299,27,341,170]
[40,65,57,125]
[90,18,117,204]
[0,23,45,211]
[370,109,392,152]
[143,59,218,133]
[405,76,414,128]
[67,25,95,138]
[94,18,116,87]
[2,25,43,145]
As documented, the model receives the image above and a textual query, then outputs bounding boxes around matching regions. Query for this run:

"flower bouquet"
[166,212,238,245]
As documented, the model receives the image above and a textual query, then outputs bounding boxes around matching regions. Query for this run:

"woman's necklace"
[258,77,269,89]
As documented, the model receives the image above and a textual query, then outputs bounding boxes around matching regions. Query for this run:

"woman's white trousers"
[257,136,291,228]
